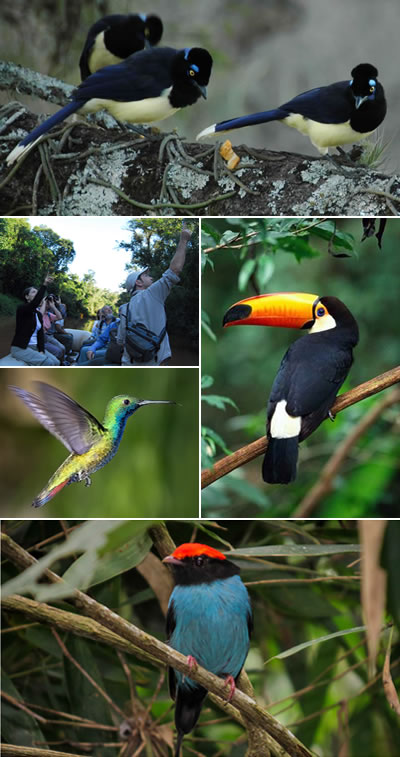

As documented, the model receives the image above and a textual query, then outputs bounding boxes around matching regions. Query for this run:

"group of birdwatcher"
[5,10,387,166]
[5,222,193,367]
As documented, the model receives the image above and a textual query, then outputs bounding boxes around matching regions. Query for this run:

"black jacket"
[11,285,46,351]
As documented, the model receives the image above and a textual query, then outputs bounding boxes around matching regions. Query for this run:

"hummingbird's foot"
[76,471,92,486]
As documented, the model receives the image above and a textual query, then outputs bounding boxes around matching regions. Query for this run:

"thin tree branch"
[1,533,313,757]
[1,747,81,757]
[51,629,126,720]
[294,389,400,516]
[201,366,400,488]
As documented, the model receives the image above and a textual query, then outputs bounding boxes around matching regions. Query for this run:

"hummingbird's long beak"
[138,399,176,406]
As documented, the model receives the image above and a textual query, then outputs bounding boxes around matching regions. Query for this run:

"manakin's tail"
[174,685,207,756]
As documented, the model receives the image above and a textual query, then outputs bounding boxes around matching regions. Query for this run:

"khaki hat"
[124,267,148,292]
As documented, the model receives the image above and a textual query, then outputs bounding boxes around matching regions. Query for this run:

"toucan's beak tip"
[223,303,252,327]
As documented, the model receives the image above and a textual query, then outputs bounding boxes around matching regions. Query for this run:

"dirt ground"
[0,317,198,367]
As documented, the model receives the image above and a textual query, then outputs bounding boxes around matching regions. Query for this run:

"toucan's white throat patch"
[270,400,301,439]
[309,313,337,334]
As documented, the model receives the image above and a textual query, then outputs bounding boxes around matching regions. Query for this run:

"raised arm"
[169,221,192,275]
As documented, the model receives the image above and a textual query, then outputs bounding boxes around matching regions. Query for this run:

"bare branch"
[201,366,400,488]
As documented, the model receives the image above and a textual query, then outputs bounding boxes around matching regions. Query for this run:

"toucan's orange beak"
[223,292,320,329]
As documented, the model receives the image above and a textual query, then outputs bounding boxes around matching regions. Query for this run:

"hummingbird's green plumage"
[10,382,175,508]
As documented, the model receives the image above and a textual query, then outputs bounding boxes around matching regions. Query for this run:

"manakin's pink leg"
[224,675,236,702]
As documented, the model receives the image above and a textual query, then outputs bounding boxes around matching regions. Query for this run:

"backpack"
[122,307,166,363]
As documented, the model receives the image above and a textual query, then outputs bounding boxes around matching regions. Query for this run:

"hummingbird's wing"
[10,382,106,455]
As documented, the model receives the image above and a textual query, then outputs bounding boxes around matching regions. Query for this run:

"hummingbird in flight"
[10,381,176,508]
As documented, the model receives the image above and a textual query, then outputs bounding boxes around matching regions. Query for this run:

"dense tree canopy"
[0,218,117,320]
[118,219,199,346]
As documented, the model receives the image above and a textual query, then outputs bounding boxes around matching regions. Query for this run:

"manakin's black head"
[170,48,213,106]
[163,543,240,585]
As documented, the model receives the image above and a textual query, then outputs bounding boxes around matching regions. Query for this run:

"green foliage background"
[0,368,198,517]
[2,519,399,757]
[201,218,400,518]
[0,218,119,320]
[117,218,199,348]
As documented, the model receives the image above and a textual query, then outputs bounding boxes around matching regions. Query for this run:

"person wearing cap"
[118,223,192,366]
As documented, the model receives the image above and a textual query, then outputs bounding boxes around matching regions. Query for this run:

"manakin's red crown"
[169,543,226,561]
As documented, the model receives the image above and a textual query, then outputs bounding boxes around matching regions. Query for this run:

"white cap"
[124,267,148,292]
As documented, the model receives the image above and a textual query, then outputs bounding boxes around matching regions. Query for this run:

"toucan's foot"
[224,674,236,702]
[328,410,336,422]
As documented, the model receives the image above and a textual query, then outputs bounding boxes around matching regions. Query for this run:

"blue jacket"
[91,318,119,352]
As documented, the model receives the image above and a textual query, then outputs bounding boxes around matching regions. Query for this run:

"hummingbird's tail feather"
[32,479,69,508]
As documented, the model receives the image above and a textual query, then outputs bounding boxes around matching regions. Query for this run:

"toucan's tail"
[6,101,81,165]
[197,108,286,140]
[262,437,299,484]
[174,685,207,756]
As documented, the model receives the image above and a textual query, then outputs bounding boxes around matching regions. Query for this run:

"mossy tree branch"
[201,365,400,488]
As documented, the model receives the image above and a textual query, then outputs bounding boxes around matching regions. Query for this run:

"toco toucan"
[223,292,359,484]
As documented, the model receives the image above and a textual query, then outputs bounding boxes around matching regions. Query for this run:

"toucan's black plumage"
[223,292,359,484]
[263,297,359,483]
[197,63,386,156]
[7,46,212,165]
[79,13,163,80]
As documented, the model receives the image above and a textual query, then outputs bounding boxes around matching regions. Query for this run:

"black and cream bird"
[6,46,213,165]
[197,64,386,156]
[79,13,163,80]
[223,292,359,484]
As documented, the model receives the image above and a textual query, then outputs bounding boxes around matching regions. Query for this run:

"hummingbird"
[10,381,176,508]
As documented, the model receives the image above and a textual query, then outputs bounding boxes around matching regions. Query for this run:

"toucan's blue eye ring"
[317,307,325,317]
[369,79,376,87]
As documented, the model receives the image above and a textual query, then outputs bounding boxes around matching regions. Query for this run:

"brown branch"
[1,533,313,757]
[0,747,81,757]
[201,366,400,488]
[294,388,400,516]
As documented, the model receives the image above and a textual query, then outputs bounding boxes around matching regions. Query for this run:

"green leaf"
[238,258,256,290]
[201,374,214,389]
[201,394,238,411]
[266,625,367,663]
[226,544,360,558]
[382,521,400,629]
[1,521,156,600]
[64,528,153,588]
[0,670,47,746]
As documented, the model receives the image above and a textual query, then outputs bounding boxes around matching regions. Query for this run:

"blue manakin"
[163,542,253,756]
